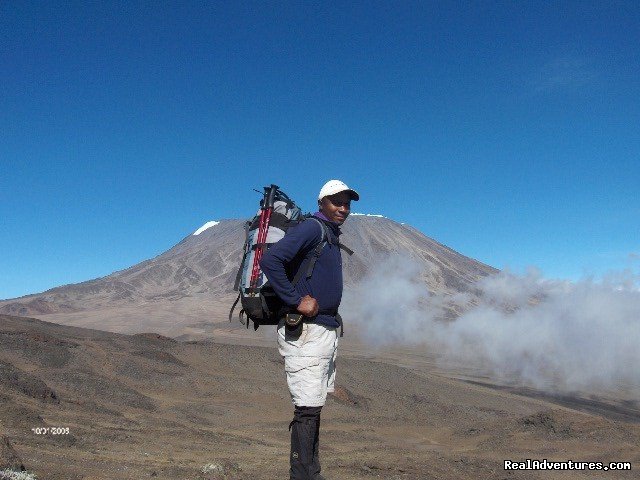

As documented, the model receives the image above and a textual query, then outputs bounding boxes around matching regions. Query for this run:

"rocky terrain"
[1,314,638,479]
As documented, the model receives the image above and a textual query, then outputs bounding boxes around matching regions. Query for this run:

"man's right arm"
[259,220,322,309]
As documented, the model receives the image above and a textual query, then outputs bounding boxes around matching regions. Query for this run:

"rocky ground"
[1,314,638,479]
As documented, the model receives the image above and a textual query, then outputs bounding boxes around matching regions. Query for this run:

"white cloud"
[341,256,640,395]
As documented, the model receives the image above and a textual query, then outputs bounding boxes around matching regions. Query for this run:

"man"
[259,179,359,480]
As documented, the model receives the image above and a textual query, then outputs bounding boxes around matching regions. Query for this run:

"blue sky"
[1,1,639,300]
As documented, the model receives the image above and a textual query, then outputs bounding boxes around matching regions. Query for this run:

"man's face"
[319,191,352,225]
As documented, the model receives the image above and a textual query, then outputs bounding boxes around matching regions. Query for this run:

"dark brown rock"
[0,361,59,403]
[0,434,25,471]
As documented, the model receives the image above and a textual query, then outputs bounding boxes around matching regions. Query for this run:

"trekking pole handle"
[264,184,279,209]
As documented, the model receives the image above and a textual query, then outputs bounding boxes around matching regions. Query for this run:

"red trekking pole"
[249,184,278,292]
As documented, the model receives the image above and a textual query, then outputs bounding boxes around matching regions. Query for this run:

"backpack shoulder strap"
[304,218,330,279]
[310,215,354,256]
[291,217,326,286]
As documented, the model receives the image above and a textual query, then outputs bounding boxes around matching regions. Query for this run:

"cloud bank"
[341,256,640,395]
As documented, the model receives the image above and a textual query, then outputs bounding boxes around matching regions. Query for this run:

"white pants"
[277,319,339,407]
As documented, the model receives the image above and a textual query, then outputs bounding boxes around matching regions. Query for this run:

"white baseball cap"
[318,179,360,201]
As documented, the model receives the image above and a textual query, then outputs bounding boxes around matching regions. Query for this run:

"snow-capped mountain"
[0,215,497,336]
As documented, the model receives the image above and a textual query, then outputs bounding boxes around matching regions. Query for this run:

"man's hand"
[297,295,319,317]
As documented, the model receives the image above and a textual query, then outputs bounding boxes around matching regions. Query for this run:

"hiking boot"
[289,406,322,480]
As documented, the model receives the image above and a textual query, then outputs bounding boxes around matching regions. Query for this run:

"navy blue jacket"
[259,213,343,328]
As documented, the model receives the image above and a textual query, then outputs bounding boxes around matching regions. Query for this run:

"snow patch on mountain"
[193,221,220,235]
[352,213,385,218]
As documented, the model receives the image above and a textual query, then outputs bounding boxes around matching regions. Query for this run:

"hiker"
[259,179,359,480]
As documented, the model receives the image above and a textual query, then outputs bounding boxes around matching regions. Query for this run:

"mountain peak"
[0,217,498,333]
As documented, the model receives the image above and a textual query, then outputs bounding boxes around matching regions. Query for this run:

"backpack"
[229,184,352,332]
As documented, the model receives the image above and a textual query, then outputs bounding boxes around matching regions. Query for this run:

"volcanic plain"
[1,314,638,480]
